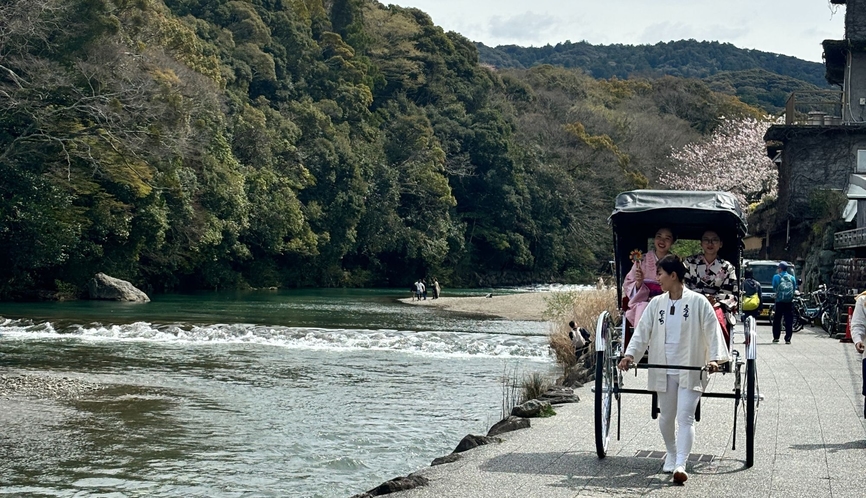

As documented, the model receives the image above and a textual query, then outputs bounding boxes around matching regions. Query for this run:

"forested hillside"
[478,40,829,113]
[0,0,762,299]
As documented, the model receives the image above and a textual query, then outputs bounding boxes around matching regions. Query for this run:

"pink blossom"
[660,117,778,211]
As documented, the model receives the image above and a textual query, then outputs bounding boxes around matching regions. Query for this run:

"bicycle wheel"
[820,310,833,335]
[792,312,803,332]
[594,311,614,459]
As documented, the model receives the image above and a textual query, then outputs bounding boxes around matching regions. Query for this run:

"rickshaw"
[593,190,760,467]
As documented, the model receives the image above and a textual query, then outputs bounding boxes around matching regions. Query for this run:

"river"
[0,288,557,497]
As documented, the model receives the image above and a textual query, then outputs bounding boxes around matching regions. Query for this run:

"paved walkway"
[393,323,866,497]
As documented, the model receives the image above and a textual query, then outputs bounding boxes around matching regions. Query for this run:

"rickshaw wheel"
[745,357,757,467]
[594,311,615,458]
[742,316,759,468]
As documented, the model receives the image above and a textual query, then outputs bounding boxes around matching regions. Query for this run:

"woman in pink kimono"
[623,228,676,328]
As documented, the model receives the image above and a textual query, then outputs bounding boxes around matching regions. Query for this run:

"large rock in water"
[88,273,150,302]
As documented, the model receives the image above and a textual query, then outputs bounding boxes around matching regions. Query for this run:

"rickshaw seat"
[622,295,635,352]
[621,295,648,363]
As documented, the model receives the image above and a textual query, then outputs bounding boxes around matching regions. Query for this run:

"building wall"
[778,130,866,220]
[845,0,866,41]
[844,52,866,123]
[857,199,866,227]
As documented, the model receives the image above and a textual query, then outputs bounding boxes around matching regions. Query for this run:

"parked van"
[743,260,797,320]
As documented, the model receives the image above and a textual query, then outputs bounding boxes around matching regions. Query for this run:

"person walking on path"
[847,291,866,417]
[433,278,440,299]
[741,269,762,323]
[772,261,795,344]
[618,254,730,484]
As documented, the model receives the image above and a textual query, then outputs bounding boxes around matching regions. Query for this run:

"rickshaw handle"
[633,363,705,371]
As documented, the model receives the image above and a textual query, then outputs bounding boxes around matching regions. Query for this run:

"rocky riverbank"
[0,372,103,400]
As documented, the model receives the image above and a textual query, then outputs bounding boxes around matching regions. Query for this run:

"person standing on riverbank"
[618,254,730,484]
[433,279,440,299]
[568,320,590,358]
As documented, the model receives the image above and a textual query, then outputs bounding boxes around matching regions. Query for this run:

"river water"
[0,288,558,497]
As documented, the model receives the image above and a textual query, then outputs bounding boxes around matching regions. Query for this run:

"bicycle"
[790,287,823,332]
[819,288,840,337]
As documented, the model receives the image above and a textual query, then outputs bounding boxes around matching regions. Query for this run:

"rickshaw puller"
[619,254,731,484]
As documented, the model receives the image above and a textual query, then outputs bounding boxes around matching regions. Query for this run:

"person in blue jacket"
[772,261,795,344]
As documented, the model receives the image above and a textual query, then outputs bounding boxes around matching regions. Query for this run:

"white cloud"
[390,0,845,62]
[487,12,562,44]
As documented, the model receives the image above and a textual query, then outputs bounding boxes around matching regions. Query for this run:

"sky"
[389,0,846,63]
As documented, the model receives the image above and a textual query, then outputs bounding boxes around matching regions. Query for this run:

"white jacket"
[849,294,866,360]
[625,287,731,392]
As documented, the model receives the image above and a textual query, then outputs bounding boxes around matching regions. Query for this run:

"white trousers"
[657,374,703,467]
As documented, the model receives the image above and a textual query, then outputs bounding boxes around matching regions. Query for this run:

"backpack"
[775,274,794,303]
[742,278,760,311]
[743,278,759,297]
[742,293,760,311]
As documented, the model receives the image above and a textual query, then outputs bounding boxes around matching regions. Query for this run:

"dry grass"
[500,365,555,418]
[547,288,620,374]
[520,371,550,404]
[497,288,622,417]
[548,331,578,369]
[500,364,521,419]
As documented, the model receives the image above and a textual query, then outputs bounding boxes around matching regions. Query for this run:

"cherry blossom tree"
[660,117,778,210]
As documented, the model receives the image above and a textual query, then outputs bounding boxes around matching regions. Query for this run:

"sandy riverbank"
[398,292,553,321]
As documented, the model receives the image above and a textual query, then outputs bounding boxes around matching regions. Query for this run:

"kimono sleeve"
[699,298,731,364]
[625,298,657,362]
[716,259,739,311]
[623,261,650,303]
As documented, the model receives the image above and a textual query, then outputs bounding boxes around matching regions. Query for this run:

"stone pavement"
[393,323,866,498]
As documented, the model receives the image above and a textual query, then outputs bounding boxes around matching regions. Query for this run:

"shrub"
[547,288,619,376]
[542,290,581,320]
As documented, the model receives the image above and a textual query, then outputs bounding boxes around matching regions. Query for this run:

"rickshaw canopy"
[609,190,748,300]
[610,190,747,238]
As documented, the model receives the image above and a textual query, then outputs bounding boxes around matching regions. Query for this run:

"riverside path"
[390,323,866,498]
